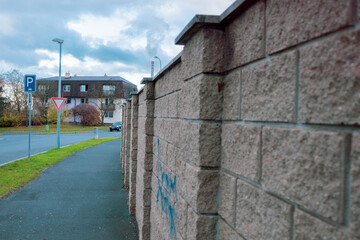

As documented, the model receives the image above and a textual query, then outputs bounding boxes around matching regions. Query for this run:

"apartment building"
[36,73,137,124]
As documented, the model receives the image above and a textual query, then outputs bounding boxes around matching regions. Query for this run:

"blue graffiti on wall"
[156,138,177,239]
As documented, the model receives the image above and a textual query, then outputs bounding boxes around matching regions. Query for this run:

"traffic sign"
[24,75,36,92]
[52,98,66,111]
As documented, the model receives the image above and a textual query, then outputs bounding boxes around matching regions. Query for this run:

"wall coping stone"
[140,77,153,84]
[175,0,254,45]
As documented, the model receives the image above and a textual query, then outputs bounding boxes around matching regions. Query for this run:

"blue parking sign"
[24,75,36,92]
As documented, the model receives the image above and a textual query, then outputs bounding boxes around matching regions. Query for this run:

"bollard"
[46,125,49,132]
[94,127,98,139]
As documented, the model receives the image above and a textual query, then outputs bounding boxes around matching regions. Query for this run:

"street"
[0,131,121,165]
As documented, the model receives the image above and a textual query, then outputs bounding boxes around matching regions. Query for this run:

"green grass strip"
[0,137,120,199]
[0,124,109,133]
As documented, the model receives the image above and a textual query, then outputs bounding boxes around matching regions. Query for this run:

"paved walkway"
[0,139,138,240]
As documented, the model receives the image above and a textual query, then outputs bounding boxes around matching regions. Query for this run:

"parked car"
[110,122,122,132]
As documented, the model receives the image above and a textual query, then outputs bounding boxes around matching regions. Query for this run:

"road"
[0,138,138,239]
[0,131,121,165]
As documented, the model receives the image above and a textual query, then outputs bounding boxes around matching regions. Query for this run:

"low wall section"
[121,0,360,239]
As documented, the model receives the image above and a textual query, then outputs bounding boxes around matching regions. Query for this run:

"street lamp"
[154,56,162,71]
[52,38,63,149]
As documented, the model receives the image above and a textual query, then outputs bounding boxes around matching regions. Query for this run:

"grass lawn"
[0,124,109,133]
[0,137,120,199]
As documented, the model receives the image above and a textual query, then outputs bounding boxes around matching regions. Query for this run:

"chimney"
[151,61,154,78]
[65,72,71,79]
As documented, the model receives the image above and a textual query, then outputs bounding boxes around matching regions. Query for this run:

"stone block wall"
[120,0,360,239]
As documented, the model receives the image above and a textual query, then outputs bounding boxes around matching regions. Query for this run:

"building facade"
[36,73,137,124]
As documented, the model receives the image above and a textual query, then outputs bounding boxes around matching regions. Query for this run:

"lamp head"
[52,38,64,44]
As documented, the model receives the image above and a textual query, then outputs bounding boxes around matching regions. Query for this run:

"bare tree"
[1,69,27,113]
[33,80,58,123]
[0,83,9,117]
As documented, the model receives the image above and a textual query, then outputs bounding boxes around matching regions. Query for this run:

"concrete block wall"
[121,0,360,239]
[129,94,139,215]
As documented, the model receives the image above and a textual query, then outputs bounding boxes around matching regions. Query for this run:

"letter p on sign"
[24,75,36,92]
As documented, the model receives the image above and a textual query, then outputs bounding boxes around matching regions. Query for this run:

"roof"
[38,76,136,87]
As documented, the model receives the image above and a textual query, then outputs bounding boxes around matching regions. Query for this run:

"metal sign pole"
[28,93,32,161]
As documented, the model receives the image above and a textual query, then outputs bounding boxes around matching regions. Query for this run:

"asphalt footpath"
[0,138,138,240]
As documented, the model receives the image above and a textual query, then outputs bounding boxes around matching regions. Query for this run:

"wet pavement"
[0,138,138,240]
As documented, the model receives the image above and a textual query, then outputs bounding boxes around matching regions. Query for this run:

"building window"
[66,98,71,104]
[39,85,48,93]
[81,98,88,104]
[103,85,115,96]
[105,111,113,118]
[63,85,71,92]
[80,85,88,92]
[105,98,113,105]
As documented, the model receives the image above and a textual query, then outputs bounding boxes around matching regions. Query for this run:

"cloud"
[0,0,236,90]
[67,10,145,51]
[0,13,16,36]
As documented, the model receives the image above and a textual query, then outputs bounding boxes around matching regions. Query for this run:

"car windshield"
[113,122,121,126]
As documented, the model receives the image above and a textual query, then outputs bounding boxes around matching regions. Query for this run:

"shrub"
[47,103,73,124]
[72,104,101,126]
[0,112,22,127]
[31,115,46,125]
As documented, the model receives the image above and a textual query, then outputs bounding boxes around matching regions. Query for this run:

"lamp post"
[52,38,63,149]
[154,56,162,71]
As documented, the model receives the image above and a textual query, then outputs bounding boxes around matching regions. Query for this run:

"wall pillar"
[124,99,132,188]
[136,79,155,240]
[129,93,139,215]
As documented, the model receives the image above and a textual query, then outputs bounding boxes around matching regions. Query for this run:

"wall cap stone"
[140,77,153,84]
[175,15,221,45]
[175,0,254,45]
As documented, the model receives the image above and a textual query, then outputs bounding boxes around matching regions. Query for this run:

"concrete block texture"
[137,149,153,171]
[132,94,139,106]
[222,124,261,182]
[138,100,155,118]
[154,119,182,147]
[138,117,154,136]
[180,74,223,120]
[222,68,241,120]
[242,51,296,122]
[131,106,138,128]
[186,207,218,240]
[294,210,354,240]
[182,28,225,79]
[262,127,347,222]
[224,0,265,70]
[350,133,360,238]
[219,172,237,227]
[179,163,219,214]
[299,30,360,125]
[267,0,356,54]
[154,62,184,99]
[236,180,291,240]
[218,219,245,240]
[154,92,179,119]
[180,120,221,167]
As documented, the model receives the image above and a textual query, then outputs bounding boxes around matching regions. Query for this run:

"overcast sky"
[0,0,234,88]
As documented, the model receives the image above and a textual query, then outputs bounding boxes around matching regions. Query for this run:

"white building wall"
[62,97,124,125]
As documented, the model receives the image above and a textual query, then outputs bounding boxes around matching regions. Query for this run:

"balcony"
[101,103,115,111]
